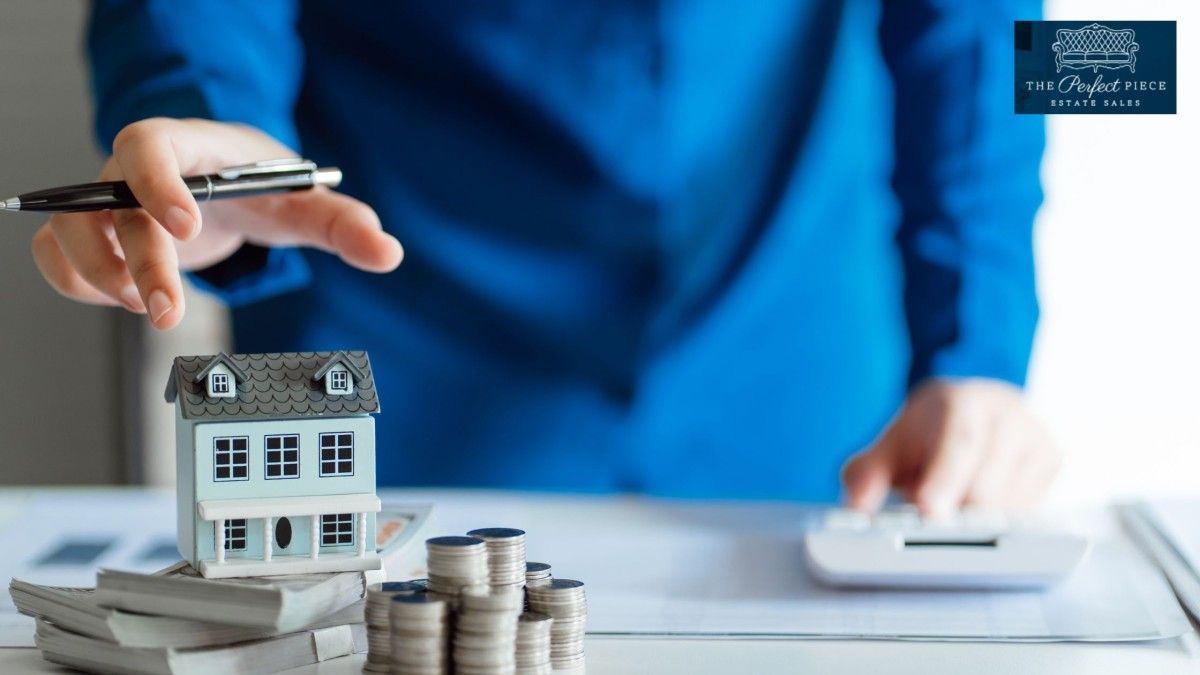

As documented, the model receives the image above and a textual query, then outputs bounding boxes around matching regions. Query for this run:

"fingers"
[112,118,202,240]
[998,442,1062,511]
[850,380,1060,518]
[43,212,145,312]
[112,208,186,330]
[911,406,991,518]
[33,151,182,327]
[842,432,897,513]
[962,422,1023,508]
[32,116,399,327]
[238,188,403,272]
[1014,449,1061,508]
[31,225,124,307]
[112,118,401,273]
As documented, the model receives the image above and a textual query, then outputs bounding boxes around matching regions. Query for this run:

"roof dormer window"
[313,350,364,397]
[184,352,246,400]
[328,368,351,395]
[324,367,350,393]
[206,366,237,399]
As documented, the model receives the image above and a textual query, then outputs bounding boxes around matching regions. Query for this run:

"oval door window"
[275,517,293,549]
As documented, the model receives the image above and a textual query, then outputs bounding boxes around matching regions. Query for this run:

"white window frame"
[320,513,354,547]
[319,432,354,477]
[329,370,350,393]
[225,519,247,551]
[213,437,249,482]
[210,372,231,395]
[264,434,300,480]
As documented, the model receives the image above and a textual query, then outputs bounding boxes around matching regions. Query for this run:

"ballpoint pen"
[0,158,342,214]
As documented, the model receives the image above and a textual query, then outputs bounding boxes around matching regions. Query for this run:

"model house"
[164,350,382,578]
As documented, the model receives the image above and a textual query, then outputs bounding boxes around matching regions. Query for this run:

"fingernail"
[120,285,145,313]
[163,206,195,239]
[148,289,174,323]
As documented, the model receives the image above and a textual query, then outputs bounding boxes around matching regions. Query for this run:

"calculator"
[804,507,1091,590]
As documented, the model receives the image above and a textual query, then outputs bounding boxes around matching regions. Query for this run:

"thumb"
[841,436,896,513]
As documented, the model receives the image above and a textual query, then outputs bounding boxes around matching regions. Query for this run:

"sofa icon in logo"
[1052,23,1139,73]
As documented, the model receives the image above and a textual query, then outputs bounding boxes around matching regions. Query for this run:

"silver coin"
[391,661,449,673]
[390,594,448,615]
[518,611,552,622]
[467,527,527,540]
[549,655,586,672]
[461,587,526,612]
[457,666,518,675]
[530,571,580,588]
[457,621,519,636]
[524,562,551,579]
[364,574,431,675]
[370,580,428,595]
[427,535,488,548]
[454,644,518,667]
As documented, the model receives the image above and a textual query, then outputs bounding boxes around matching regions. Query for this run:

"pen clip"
[217,158,318,180]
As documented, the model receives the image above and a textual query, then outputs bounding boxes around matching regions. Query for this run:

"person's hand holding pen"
[25,117,404,330]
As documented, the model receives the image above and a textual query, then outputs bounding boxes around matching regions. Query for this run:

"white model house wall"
[189,415,377,562]
[175,405,196,563]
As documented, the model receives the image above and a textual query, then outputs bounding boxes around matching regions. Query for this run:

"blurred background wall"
[0,1,229,487]
[0,1,122,484]
[0,0,1195,504]
[1033,0,1200,507]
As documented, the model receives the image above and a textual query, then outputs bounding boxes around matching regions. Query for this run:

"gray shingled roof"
[164,351,380,421]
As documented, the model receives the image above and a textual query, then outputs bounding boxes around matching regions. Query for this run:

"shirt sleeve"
[87,0,311,306]
[881,0,1045,388]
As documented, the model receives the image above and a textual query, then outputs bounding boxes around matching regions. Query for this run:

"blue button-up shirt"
[87,0,1043,500]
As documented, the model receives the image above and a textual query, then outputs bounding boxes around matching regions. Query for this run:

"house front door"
[271,515,314,557]
[274,516,294,554]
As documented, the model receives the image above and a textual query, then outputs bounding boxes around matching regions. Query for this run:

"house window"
[329,370,349,393]
[264,435,300,479]
[319,433,354,476]
[214,437,249,481]
[321,513,354,546]
[210,373,231,395]
[224,519,247,551]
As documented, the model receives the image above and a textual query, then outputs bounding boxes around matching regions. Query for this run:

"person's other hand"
[31,118,404,330]
[841,378,1060,517]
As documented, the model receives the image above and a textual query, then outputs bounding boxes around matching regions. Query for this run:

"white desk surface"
[0,488,1197,674]
[3,634,1198,675]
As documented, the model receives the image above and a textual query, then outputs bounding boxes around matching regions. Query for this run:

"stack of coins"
[524,562,552,588]
[389,594,450,675]
[526,579,586,671]
[514,612,553,675]
[426,536,490,605]
[453,586,524,674]
[466,528,528,592]
[363,580,426,672]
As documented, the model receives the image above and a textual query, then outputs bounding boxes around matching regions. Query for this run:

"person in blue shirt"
[31,0,1058,514]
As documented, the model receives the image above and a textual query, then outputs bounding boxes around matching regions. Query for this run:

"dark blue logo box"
[1014,21,1176,114]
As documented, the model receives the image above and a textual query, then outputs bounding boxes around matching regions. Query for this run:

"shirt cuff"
[188,245,311,307]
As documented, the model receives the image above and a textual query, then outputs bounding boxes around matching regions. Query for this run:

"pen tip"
[0,197,18,211]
